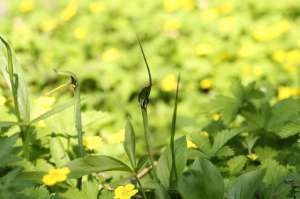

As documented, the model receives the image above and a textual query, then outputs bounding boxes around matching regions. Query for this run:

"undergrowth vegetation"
[1,0,300,199]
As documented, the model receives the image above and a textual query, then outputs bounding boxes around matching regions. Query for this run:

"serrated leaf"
[209,129,240,157]
[178,158,224,199]
[216,146,235,157]
[277,120,300,138]
[227,155,247,175]
[211,96,241,125]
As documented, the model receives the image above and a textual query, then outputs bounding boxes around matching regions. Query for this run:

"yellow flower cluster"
[272,49,300,73]
[163,0,196,12]
[61,1,79,22]
[200,79,213,90]
[160,74,177,92]
[200,3,234,22]
[252,20,291,42]
[247,153,258,161]
[218,16,236,33]
[42,167,70,186]
[114,184,138,199]
[187,139,197,149]
[18,0,35,13]
[83,136,102,151]
[238,42,258,58]
[278,86,300,100]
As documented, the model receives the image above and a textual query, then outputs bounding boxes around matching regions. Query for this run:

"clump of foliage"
[1,34,300,199]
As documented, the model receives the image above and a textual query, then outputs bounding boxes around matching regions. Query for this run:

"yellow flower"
[194,43,214,56]
[18,0,35,13]
[283,64,297,73]
[0,96,6,106]
[101,48,121,63]
[200,79,213,90]
[40,18,57,33]
[163,0,180,12]
[278,87,291,100]
[272,50,286,63]
[212,113,221,121]
[114,184,138,199]
[89,1,106,14]
[278,87,300,100]
[180,0,196,11]
[163,18,182,38]
[74,27,87,40]
[216,2,233,15]
[37,121,47,128]
[160,74,177,92]
[252,20,290,42]
[199,131,209,137]
[200,8,219,22]
[108,129,125,144]
[83,136,102,151]
[61,1,79,22]
[247,153,258,161]
[285,49,300,65]
[187,139,197,149]
[42,167,70,186]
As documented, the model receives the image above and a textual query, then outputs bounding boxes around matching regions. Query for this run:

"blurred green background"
[1,0,300,156]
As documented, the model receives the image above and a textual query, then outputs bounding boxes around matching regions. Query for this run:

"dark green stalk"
[169,75,180,188]
[135,175,147,199]
[141,108,155,174]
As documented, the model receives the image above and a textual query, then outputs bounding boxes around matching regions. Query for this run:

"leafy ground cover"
[1,0,300,198]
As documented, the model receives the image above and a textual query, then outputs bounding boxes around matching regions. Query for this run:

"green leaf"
[21,187,51,199]
[156,136,187,188]
[65,155,132,178]
[30,99,75,124]
[50,137,70,167]
[211,96,241,125]
[0,134,21,167]
[227,155,247,175]
[123,118,136,169]
[178,158,224,199]
[0,35,30,122]
[228,169,266,199]
[153,182,171,199]
[59,180,99,199]
[209,129,240,157]
[277,120,300,138]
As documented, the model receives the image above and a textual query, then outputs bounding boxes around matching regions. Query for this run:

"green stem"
[135,175,147,199]
[141,107,157,180]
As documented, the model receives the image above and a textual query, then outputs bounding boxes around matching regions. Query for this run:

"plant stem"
[169,75,180,188]
[135,175,147,199]
[141,107,157,180]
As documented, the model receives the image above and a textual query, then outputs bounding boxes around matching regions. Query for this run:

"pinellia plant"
[1,34,300,199]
